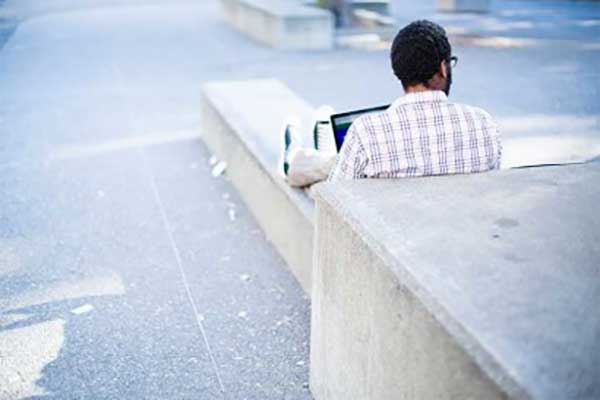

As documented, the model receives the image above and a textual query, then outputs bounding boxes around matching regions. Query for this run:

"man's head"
[390,20,454,95]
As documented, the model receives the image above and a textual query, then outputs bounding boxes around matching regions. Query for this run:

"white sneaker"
[278,116,303,177]
[312,105,336,153]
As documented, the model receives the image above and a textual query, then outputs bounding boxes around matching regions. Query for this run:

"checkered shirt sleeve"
[328,91,501,182]
[328,119,369,180]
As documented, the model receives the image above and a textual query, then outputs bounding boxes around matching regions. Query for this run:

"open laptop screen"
[330,105,389,152]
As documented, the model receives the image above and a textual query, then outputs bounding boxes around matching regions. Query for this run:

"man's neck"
[404,84,435,94]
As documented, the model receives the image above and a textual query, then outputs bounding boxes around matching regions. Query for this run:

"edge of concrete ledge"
[201,79,315,222]
[200,79,317,295]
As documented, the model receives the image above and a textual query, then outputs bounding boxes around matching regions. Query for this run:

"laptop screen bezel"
[330,104,390,152]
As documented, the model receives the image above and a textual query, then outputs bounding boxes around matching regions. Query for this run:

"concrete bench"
[201,79,317,293]
[303,0,390,14]
[438,0,491,13]
[310,165,600,399]
[351,0,390,14]
[352,8,395,28]
[220,0,334,49]
[201,78,600,399]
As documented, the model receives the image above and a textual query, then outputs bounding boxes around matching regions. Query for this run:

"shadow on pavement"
[0,0,18,52]
[0,273,223,399]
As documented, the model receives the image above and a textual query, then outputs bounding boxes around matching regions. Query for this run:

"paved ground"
[0,1,311,399]
[0,0,598,398]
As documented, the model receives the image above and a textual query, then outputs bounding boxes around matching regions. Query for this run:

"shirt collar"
[391,90,448,108]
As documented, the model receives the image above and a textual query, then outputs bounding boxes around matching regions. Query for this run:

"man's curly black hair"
[390,20,451,89]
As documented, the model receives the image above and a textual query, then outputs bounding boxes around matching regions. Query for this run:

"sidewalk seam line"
[141,148,227,395]
[109,62,226,395]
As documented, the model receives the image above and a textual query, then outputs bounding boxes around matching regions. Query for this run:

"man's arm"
[492,119,502,170]
[328,121,368,181]
[484,112,502,170]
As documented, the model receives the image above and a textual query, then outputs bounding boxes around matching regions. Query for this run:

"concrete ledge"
[438,0,491,13]
[303,0,390,14]
[200,79,599,399]
[201,79,317,294]
[311,164,600,400]
[220,0,334,49]
[351,0,390,14]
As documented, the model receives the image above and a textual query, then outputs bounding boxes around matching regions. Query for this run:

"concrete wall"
[310,195,508,400]
[201,79,318,294]
[311,164,600,400]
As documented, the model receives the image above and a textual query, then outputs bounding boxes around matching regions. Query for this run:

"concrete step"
[220,0,334,49]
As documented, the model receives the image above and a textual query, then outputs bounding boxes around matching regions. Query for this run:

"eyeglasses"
[448,56,458,68]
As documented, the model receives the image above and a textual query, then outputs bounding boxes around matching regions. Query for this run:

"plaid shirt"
[329,91,501,181]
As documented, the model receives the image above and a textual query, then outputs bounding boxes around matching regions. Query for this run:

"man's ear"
[440,60,448,79]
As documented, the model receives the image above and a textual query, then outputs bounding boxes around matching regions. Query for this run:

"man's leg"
[286,148,336,188]
[279,105,337,187]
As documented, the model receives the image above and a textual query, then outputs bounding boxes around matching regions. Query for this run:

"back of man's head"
[390,20,451,90]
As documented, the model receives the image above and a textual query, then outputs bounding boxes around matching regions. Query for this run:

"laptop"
[330,105,389,152]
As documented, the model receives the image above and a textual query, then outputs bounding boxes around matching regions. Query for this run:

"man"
[318,0,351,27]
[282,20,501,186]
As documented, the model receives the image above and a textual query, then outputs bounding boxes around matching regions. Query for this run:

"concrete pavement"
[0,1,310,398]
